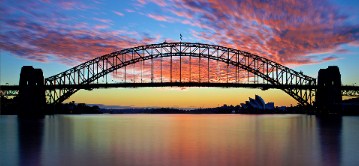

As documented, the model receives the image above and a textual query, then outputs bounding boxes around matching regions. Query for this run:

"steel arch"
[45,42,317,106]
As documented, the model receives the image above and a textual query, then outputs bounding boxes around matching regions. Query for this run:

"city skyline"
[1,0,359,108]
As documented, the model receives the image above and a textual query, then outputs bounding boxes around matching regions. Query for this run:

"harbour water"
[1,114,359,166]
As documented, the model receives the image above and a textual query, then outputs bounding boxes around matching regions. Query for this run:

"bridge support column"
[315,66,342,114]
[18,66,46,116]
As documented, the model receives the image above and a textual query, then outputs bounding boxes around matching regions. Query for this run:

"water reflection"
[18,117,44,166]
[317,117,342,166]
[40,115,324,166]
[1,114,357,166]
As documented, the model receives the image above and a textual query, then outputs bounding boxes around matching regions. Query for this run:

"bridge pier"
[315,66,342,114]
[18,66,46,116]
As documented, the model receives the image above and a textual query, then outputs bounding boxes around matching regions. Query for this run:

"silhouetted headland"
[2,97,359,115]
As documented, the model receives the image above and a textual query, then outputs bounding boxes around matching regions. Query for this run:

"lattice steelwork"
[0,89,19,97]
[342,89,359,96]
[45,42,317,105]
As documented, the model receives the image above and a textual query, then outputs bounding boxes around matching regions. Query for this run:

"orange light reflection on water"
[39,114,325,166]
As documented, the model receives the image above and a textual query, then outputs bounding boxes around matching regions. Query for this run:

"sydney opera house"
[240,95,275,110]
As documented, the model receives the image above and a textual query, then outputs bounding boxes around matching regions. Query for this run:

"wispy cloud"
[0,1,159,65]
[93,18,113,24]
[137,0,167,7]
[143,0,359,65]
[58,0,91,10]
[113,11,124,16]
[0,19,159,63]
[94,25,109,29]
[125,9,135,13]
[147,14,175,22]
[1,0,358,68]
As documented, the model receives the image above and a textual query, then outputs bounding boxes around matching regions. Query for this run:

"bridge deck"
[1,82,359,90]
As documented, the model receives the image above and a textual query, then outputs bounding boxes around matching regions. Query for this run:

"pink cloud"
[2,0,358,74]
[349,41,359,46]
[125,9,135,13]
[93,18,112,24]
[59,1,76,10]
[144,0,359,65]
[0,18,159,64]
[147,14,174,22]
[150,0,167,6]
[171,11,193,19]
[137,0,166,6]
[110,56,246,83]
[57,1,91,10]
[322,56,338,62]
[113,11,124,16]
[94,25,109,29]
[137,0,146,5]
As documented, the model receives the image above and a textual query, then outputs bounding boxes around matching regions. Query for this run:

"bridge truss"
[341,86,359,97]
[2,84,357,100]
[44,42,317,106]
[0,89,18,97]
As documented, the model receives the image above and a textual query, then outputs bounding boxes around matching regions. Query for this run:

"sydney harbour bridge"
[1,42,359,114]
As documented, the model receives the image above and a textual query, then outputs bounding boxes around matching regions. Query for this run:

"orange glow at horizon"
[65,88,298,108]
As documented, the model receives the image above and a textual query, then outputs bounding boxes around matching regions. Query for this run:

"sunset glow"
[1,0,359,108]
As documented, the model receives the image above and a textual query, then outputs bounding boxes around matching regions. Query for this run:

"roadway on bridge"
[1,82,358,90]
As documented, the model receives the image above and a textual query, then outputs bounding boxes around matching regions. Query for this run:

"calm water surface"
[1,114,359,166]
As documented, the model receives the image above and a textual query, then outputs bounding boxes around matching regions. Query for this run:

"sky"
[1,0,359,108]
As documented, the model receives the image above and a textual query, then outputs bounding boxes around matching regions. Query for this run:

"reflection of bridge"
[1,42,359,113]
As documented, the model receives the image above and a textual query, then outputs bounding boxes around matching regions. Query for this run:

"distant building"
[242,95,275,110]
[277,106,287,111]
[240,103,247,109]
[265,102,275,110]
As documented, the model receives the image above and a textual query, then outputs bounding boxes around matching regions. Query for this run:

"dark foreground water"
[1,114,359,166]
